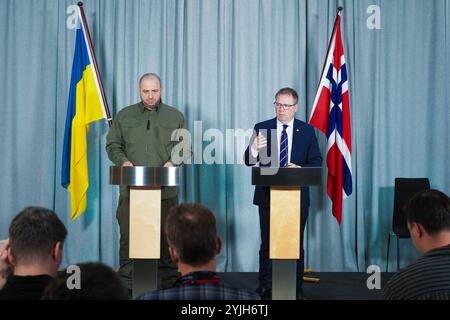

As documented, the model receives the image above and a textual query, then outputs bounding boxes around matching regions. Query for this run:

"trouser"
[258,205,308,291]
[116,195,180,291]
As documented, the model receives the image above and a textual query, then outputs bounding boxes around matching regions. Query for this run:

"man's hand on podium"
[287,163,301,168]
[122,161,134,167]
[163,161,174,167]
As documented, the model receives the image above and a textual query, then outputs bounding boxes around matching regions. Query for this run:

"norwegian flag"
[309,10,352,224]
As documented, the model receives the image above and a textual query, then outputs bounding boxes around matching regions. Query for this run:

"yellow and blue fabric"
[61,17,105,220]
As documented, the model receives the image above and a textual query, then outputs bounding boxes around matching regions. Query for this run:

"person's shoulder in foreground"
[383,244,450,300]
[383,189,450,300]
[136,203,260,301]
[137,273,260,300]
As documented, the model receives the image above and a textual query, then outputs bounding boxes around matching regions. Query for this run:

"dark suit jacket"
[244,118,322,214]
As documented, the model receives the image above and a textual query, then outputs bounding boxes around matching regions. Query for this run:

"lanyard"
[175,272,222,287]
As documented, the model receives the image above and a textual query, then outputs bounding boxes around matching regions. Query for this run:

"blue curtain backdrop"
[0,0,448,273]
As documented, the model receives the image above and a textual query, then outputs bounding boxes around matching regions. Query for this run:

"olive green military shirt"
[106,101,188,199]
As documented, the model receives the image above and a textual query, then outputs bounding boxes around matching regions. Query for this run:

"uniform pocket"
[159,123,179,144]
[156,123,179,162]
[121,120,143,145]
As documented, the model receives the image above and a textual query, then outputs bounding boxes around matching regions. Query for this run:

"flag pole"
[77,2,113,128]
[315,7,344,92]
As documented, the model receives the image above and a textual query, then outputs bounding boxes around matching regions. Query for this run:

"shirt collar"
[277,118,294,129]
[425,244,450,257]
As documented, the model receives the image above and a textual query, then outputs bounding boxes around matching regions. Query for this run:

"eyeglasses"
[274,102,296,109]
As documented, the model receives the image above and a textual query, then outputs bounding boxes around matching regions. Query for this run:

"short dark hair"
[42,263,129,300]
[405,189,450,235]
[139,73,161,88]
[166,203,218,266]
[275,87,298,104]
[9,207,67,264]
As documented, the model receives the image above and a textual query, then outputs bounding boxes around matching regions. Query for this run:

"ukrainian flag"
[61,11,107,220]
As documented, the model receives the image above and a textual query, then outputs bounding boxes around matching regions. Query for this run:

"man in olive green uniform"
[106,73,188,290]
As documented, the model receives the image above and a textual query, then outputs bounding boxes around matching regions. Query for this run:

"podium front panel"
[129,187,161,259]
[270,187,301,259]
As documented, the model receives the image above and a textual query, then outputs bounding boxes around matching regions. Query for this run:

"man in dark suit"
[244,87,322,300]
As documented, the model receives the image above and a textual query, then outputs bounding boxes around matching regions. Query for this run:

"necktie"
[279,124,288,167]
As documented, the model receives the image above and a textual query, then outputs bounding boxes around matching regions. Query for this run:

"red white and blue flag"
[309,11,352,224]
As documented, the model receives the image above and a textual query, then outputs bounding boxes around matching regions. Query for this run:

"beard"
[142,99,160,109]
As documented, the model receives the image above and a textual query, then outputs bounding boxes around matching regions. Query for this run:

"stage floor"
[219,272,396,300]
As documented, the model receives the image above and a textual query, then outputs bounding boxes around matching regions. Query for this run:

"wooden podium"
[252,167,321,300]
[110,166,179,299]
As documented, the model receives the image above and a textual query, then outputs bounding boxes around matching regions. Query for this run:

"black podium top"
[109,166,179,186]
[252,167,322,187]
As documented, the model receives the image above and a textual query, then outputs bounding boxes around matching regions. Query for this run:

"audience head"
[7,207,67,275]
[166,203,221,268]
[42,262,129,300]
[405,189,450,253]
